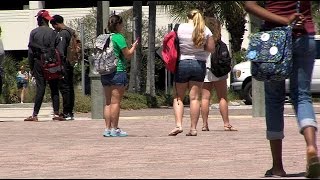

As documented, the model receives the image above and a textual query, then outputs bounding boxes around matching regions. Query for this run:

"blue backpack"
[246,25,293,81]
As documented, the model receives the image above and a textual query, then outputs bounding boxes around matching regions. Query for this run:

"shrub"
[210,89,242,104]
[232,49,247,65]
[1,54,18,103]
[74,90,91,113]
[121,92,148,110]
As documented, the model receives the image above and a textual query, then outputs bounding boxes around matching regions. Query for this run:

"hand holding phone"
[134,37,140,44]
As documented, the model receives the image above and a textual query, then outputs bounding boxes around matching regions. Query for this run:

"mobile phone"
[135,37,140,43]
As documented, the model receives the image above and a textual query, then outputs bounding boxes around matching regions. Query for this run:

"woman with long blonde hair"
[168,9,215,136]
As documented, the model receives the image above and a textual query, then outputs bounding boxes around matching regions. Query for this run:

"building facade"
[0,1,252,52]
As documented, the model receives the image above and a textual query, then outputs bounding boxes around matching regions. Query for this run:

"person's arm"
[204,26,215,53]
[27,32,35,74]
[115,34,138,60]
[205,36,215,53]
[244,1,304,26]
[121,41,138,60]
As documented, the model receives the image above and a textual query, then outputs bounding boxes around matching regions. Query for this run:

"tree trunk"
[128,1,142,93]
[146,1,156,96]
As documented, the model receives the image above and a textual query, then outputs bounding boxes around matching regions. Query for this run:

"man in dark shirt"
[50,15,76,121]
[24,10,60,121]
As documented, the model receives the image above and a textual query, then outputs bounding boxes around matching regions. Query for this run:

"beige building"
[0,1,252,52]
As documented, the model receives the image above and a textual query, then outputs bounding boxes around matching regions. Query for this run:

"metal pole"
[165,23,173,95]
[90,1,109,120]
[167,23,173,94]
[132,17,137,89]
[248,14,265,117]
[80,20,85,95]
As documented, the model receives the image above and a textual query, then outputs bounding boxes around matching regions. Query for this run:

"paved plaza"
[0,103,319,179]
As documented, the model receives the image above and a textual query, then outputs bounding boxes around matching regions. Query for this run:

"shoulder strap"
[62,28,73,36]
[103,33,113,50]
[173,24,180,32]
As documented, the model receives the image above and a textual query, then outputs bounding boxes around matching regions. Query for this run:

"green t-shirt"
[112,33,128,72]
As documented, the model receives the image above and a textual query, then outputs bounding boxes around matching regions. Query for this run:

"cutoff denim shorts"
[100,71,128,86]
[174,59,206,83]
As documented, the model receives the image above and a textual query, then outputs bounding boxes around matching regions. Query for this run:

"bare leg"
[213,79,236,130]
[21,87,27,103]
[201,82,212,130]
[188,81,203,131]
[110,85,125,129]
[269,139,286,176]
[303,126,320,178]
[103,86,112,130]
[169,82,188,136]
[303,127,318,159]
[173,82,188,128]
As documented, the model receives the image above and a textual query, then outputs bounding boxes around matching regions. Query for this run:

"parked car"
[230,35,320,105]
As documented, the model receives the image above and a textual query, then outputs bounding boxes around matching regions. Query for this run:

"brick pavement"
[0,103,319,179]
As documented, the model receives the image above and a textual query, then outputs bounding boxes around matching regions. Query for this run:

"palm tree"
[128,1,143,93]
[157,1,247,54]
[146,1,156,96]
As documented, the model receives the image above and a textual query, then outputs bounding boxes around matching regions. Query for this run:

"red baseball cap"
[35,10,53,21]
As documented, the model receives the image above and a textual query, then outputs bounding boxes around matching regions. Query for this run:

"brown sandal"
[168,126,183,136]
[24,116,38,122]
[224,124,237,131]
[202,126,209,131]
[186,129,197,136]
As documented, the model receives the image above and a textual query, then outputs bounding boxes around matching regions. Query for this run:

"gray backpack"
[92,33,118,75]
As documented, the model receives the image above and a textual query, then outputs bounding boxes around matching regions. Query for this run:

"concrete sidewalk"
[0,103,319,178]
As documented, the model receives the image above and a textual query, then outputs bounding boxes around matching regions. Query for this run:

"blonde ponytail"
[188,9,205,48]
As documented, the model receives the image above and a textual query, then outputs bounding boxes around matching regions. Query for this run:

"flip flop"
[224,124,237,131]
[305,156,320,178]
[202,126,209,131]
[264,169,286,178]
[168,126,183,136]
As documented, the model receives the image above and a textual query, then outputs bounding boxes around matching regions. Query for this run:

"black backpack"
[208,39,232,77]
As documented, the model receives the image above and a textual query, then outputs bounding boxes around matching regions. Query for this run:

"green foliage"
[18,58,30,71]
[68,7,97,50]
[121,92,148,110]
[74,90,91,113]
[0,55,18,103]
[210,89,241,103]
[73,62,89,85]
[232,49,247,65]
[312,1,320,34]
[21,85,51,104]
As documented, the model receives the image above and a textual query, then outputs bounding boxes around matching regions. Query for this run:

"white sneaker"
[103,129,111,137]
[110,128,128,137]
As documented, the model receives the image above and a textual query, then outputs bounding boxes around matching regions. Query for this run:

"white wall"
[0,6,251,51]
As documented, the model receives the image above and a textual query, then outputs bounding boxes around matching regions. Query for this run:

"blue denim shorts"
[174,59,206,83]
[100,71,128,86]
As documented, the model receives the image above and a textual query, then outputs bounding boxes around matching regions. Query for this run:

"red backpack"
[161,24,180,73]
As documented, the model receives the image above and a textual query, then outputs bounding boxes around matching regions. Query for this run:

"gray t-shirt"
[177,23,212,61]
